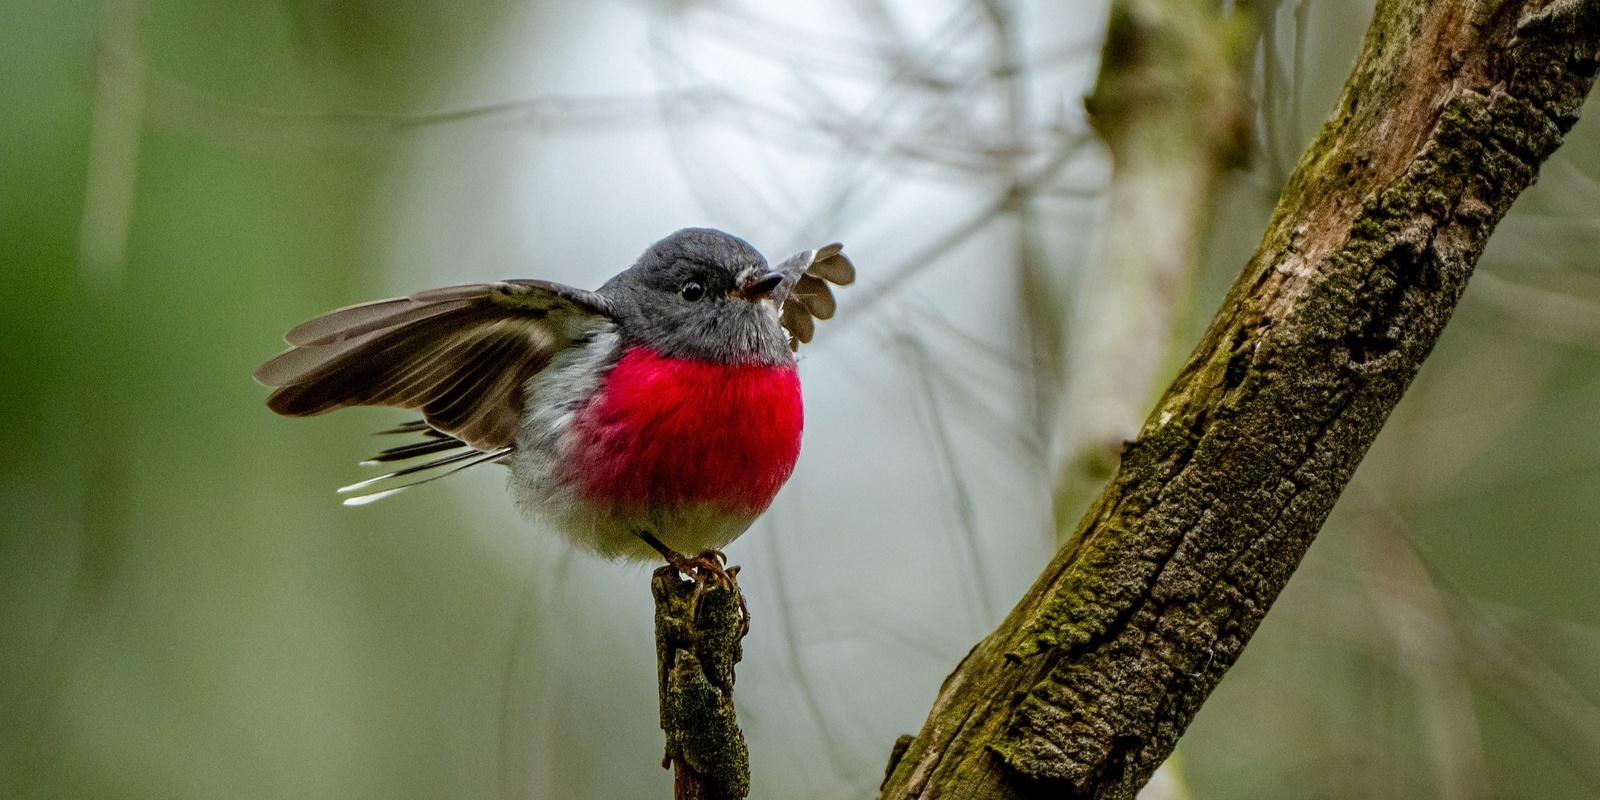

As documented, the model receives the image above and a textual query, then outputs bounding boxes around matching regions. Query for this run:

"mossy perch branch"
[879,1,1600,798]
[653,566,750,800]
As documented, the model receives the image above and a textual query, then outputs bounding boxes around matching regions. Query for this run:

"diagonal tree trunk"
[877,1,1600,798]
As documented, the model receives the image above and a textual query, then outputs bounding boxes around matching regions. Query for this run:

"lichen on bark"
[878,1,1600,798]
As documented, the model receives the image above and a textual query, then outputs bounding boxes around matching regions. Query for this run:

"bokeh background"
[3,1,1599,798]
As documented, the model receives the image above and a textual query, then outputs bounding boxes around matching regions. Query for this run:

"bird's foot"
[683,550,749,636]
[684,548,732,581]
[637,532,750,635]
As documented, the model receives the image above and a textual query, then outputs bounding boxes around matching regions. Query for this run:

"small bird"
[254,228,853,571]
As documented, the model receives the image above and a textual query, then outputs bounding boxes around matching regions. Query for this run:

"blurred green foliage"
[1,2,536,798]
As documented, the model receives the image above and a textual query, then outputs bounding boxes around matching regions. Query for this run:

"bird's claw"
[659,547,726,581]
[681,551,751,635]
[686,548,728,578]
[637,533,751,634]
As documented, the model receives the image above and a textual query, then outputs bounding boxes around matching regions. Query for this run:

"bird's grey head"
[599,228,794,365]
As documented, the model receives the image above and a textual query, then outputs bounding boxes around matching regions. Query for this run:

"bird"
[254,228,853,573]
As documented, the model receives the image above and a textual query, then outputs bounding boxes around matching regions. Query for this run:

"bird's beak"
[736,272,784,302]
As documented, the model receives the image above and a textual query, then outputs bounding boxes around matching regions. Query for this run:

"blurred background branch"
[1052,0,1254,541]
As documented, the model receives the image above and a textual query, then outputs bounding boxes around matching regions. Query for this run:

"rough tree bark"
[876,1,1600,799]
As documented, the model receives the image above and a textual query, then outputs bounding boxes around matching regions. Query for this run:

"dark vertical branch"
[653,567,750,800]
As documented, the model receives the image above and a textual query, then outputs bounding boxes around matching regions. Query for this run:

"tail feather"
[339,419,510,505]
[375,419,438,436]
[361,436,469,465]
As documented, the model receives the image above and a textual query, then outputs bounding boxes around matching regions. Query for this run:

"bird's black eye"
[680,281,705,301]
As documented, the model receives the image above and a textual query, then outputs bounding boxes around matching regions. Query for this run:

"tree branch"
[879,1,1600,798]
[653,566,750,800]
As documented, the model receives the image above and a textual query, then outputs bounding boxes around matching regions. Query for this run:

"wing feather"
[256,281,610,450]
[286,298,474,346]
[774,242,854,349]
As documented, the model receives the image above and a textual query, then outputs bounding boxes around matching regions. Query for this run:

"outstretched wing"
[772,242,855,349]
[255,280,611,451]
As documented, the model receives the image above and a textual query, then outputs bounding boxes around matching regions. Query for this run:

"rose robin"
[255,228,853,572]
